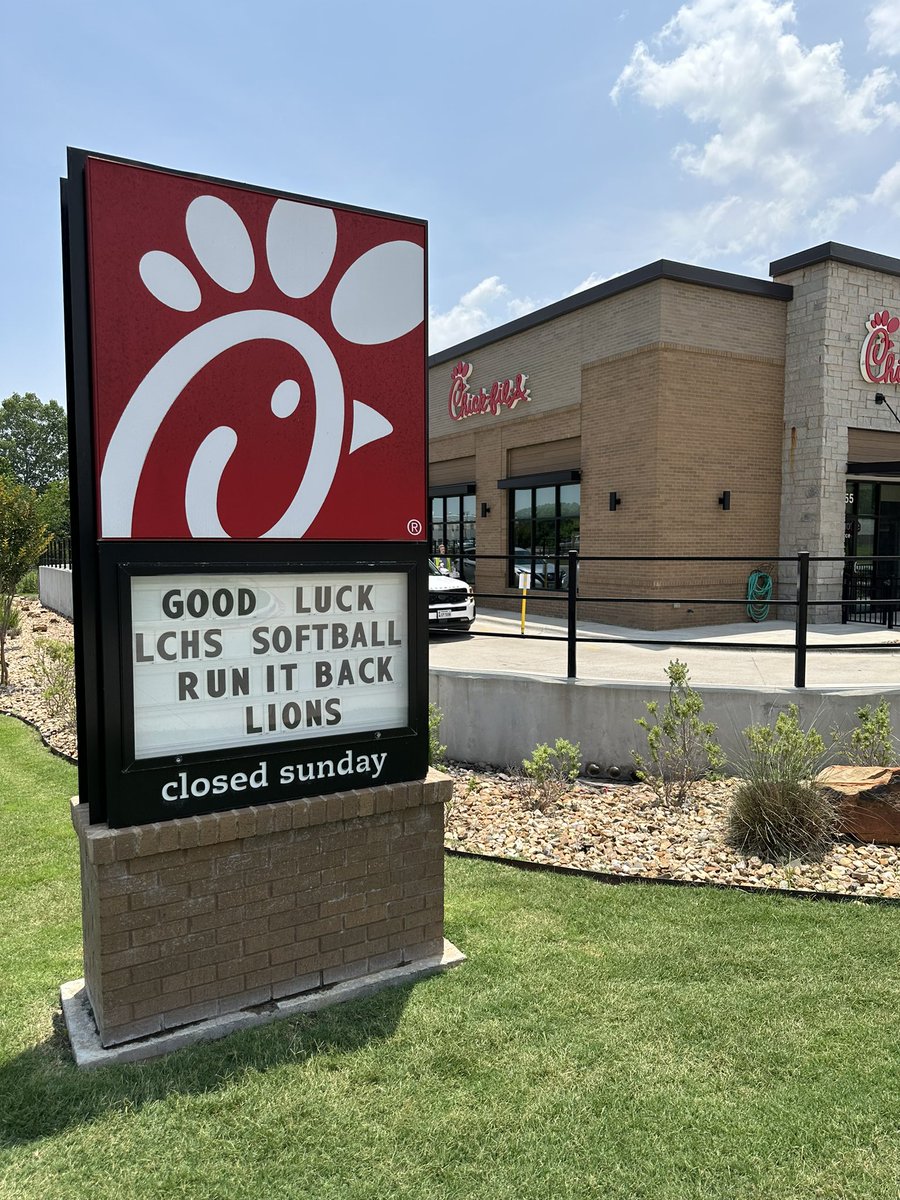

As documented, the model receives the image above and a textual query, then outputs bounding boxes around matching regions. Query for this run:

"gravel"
[4,599,899,900]
[443,761,900,900]
[0,597,77,759]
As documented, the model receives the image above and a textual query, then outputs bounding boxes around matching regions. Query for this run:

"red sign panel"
[85,158,426,540]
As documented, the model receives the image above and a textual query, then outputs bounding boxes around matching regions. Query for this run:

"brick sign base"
[68,771,453,1048]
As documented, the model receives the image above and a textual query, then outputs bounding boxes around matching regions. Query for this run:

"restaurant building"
[427,242,900,628]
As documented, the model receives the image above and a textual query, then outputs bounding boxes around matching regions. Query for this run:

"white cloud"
[868,2,900,55]
[666,192,859,264]
[430,269,625,351]
[568,272,609,295]
[428,276,537,352]
[610,0,900,260]
[871,161,900,213]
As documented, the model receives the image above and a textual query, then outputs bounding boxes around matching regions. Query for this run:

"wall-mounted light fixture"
[480,502,491,518]
[609,491,621,511]
[718,490,731,511]
[874,392,900,423]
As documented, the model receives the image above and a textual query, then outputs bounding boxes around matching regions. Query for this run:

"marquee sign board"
[129,570,409,760]
[62,150,428,827]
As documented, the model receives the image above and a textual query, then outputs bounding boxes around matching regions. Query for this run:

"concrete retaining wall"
[39,565,73,620]
[430,667,900,774]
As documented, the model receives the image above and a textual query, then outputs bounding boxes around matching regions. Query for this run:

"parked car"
[513,550,559,589]
[428,560,475,630]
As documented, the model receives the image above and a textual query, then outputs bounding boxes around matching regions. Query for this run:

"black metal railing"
[40,536,72,568]
[441,551,900,689]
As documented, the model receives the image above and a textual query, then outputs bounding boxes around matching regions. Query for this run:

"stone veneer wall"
[776,257,900,619]
[72,770,451,1047]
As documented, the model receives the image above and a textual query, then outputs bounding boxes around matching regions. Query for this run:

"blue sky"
[3,0,900,405]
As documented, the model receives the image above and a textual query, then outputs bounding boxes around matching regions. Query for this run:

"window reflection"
[509,483,580,589]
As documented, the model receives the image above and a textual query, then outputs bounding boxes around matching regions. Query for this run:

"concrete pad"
[61,940,465,1068]
[428,609,900,689]
[429,609,900,768]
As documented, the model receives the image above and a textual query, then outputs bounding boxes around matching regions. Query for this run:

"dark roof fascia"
[770,242,900,281]
[847,461,900,476]
[428,260,792,368]
[428,481,476,497]
[497,468,582,491]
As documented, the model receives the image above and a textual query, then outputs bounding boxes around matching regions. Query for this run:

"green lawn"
[1,713,899,1199]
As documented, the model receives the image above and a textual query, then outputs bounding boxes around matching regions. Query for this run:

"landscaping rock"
[445,761,900,900]
[816,766,900,845]
[5,598,900,901]
[0,597,77,760]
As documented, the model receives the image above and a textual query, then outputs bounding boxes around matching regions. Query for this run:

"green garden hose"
[746,570,773,622]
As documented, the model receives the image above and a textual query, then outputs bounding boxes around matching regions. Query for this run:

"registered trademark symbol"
[407,518,422,536]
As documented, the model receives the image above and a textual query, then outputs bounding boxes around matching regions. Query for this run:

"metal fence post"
[794,551,809,689]
[567,550,578,679]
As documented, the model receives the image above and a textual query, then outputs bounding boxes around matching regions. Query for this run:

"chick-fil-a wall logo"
[85,158,426,540]
[448,361,531,422]
[860,309,900,387]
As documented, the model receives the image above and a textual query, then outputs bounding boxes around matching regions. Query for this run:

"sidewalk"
[428,609,900,691]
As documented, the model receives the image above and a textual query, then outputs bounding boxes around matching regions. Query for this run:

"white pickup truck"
[427,560,475,631]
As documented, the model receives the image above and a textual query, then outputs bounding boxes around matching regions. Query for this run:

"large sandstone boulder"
[816,766,900,844]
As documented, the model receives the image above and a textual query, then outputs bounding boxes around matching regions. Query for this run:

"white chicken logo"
[99,193,424,538]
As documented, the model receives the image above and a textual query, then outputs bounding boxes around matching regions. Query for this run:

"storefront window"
[845,480,900,622]
[509,483,580,589]
[430,494,476,581]
[846,482,896,561]
[857,482,877,516]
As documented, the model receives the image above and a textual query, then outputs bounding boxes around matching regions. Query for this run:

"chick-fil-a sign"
[448,361,531,422]
[84,157,426,541]
[861,309,900,386]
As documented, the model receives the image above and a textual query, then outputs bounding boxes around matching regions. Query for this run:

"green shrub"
[521,737,581,811]
[728,704,831,861]
[29,637,76,730]
[633,660,724,805]
[832,699,896,767]
[0,476,51,685]
[4,603,20,636]
[15,568,38,595]
[428,702,446,769]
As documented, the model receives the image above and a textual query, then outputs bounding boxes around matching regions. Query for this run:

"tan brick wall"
[71,771,451,1047]
[428,277,787,442]
[579,344,784,627]
[429,281,666,442]
[659,280,787,361]
[428,276,786,629]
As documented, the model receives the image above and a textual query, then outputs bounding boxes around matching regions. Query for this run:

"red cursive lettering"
[860,310,900,385]
[448,361,531,421]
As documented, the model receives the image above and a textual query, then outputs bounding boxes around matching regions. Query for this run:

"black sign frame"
[61,148,430,828]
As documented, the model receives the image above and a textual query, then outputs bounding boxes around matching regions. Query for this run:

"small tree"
[831,699,897,767]
[521,738,581,811]
[633,659,725,805]
[29,637,77,730]
[428,702,447,768]
[0,478,51,685]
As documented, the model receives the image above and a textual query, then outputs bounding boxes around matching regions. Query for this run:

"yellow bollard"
[519,571,530,634]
